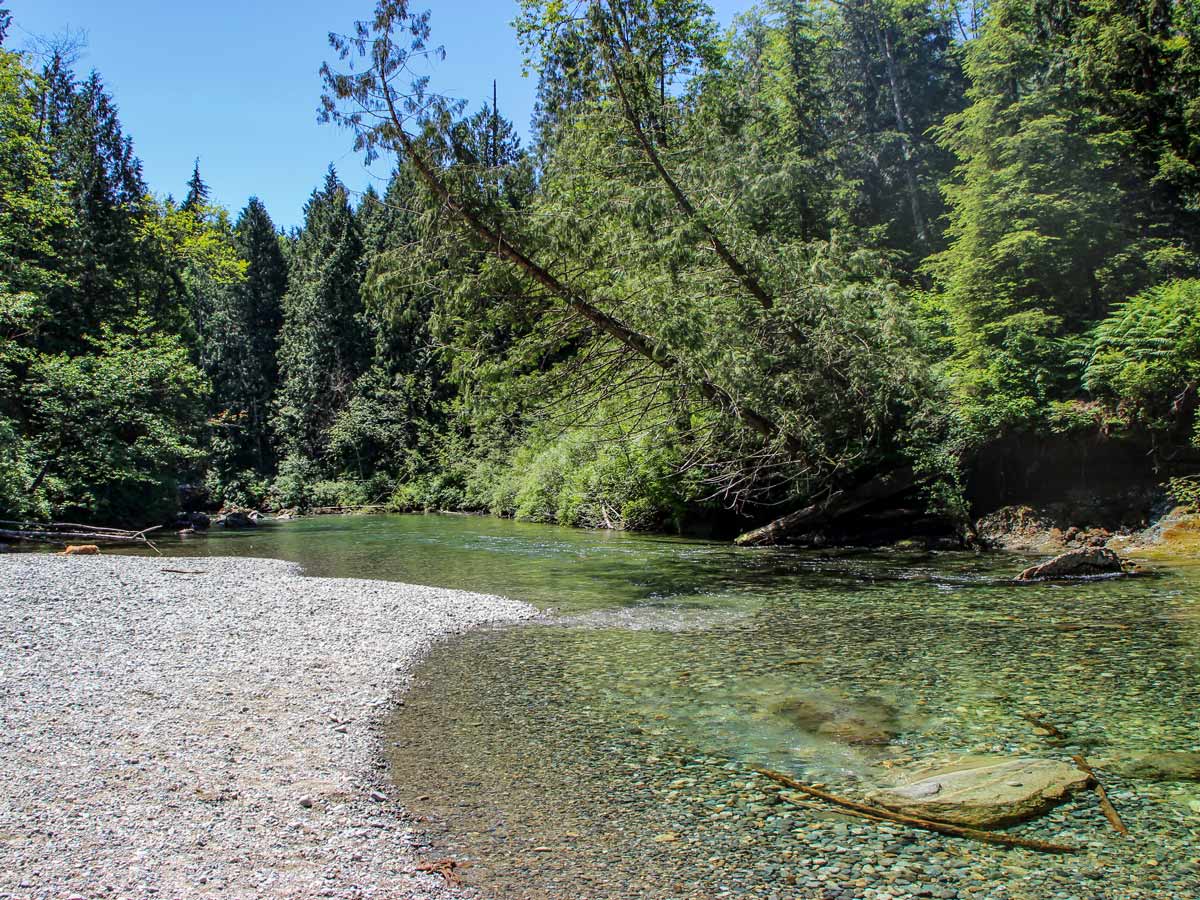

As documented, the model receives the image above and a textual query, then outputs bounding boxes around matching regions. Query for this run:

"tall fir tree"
[182,158,210,212]
[36,61,148,350]
[273,168,365,467]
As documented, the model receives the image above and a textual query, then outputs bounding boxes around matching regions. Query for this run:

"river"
[133,513,1200,899]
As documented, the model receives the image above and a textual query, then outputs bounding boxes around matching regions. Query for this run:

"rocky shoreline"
[0,554,535,899]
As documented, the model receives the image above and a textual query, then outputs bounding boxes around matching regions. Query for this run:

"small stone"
[298,797,313,809]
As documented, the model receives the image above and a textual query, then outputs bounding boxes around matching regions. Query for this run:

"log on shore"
[0,525,162,545]
[735,467,918,546]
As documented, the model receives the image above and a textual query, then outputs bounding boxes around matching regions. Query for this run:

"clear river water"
[132,513,1200,899]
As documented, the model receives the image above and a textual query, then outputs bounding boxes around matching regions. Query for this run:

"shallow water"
[136,514,1200,898]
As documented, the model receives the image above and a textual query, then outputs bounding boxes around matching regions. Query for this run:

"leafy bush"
[208,468,271,510]
[269,453,319,509]
[485,419,700,532]
[1084,280,1200,441]
[1165,475,1200,513]
[26,322,208,525]
[0,416,45,521]
[307,478,387,509]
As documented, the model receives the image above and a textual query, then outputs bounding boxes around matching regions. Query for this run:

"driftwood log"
[754,768,1079,853]
[735,467,918,546]
[0,522,162,550]
[309,505,389,515]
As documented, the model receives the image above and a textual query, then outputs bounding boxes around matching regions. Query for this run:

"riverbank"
[0,553,535,899]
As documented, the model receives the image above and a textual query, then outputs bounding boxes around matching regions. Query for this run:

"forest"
[1,0,1198,542]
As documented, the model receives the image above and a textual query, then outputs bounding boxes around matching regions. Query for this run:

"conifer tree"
[182,158,210,212]
[199,197,288,496]
[235,197,286,390]
[273,168,365,467]
[928,0,1200,434]
[36,63,147,349]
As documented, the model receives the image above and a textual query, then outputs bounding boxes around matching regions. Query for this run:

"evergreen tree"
[182,158,210,212]
[36,62,148,349]
[235,197,286,390]
[273,168,366,468]
[200,195,288,487]
[823,0,965,258]
[928,0,1200,434]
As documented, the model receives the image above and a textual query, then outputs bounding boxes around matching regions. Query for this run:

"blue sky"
[12,1,752,229]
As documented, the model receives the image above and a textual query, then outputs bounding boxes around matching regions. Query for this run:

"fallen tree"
[755,767,1080,853]
[320,1,939,536]
[735,467,918,545]
[0,521,163,548]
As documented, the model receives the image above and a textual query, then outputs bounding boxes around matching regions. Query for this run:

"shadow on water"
[126,514,1200,899]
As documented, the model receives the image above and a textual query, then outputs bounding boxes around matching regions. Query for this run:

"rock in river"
[867,755,1092,828]
[1114,751,1200,782]
[1016,547,1127,581]
[216,509,258,529]
[770,690,899,746]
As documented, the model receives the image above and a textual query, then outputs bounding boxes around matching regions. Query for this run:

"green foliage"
[268,453,319,510]
[0,45,247,526]
[1083,279,1200,441]
[202,197,288,502]
[1165,475,1200,513]
[929,0,1200,435]
[273,169,365,465]
[505,430,694,531]
[7,0,1200,539]
[27,321,208,524]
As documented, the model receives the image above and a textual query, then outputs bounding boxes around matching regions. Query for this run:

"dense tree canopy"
[2,0,1198,537]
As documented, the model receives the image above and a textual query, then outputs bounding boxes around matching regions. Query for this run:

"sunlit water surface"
[131,514,1200,898]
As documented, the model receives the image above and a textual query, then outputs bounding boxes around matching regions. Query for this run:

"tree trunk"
[735,466,917,545]
[378,84,801,455]
[876,22,928,249]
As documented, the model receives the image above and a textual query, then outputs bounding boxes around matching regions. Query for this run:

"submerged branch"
[755,768,1080,854]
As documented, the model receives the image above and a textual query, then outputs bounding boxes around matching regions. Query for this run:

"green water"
[138,514,1200,898]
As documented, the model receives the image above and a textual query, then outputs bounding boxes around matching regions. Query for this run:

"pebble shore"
[0,553,535,899]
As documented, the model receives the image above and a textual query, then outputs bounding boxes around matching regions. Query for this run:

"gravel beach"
[0,553,535,899]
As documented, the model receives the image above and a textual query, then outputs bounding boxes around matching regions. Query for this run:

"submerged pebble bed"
[387,555,1200,899]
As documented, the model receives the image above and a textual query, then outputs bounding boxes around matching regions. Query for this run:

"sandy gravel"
[0,553,535,899]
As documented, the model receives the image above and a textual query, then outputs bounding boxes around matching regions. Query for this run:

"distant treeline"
[1,1,1198,533]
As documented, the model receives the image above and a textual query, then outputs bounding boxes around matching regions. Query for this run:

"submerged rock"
[1114,751,1200,782]
[1016,547,1127,581]
[867,755,1092,828]
[771,691,899,746]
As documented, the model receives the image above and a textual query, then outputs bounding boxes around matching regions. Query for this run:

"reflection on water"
[135,514,1200,898]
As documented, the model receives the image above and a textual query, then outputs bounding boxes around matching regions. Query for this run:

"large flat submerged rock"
[867,755,1092,828]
